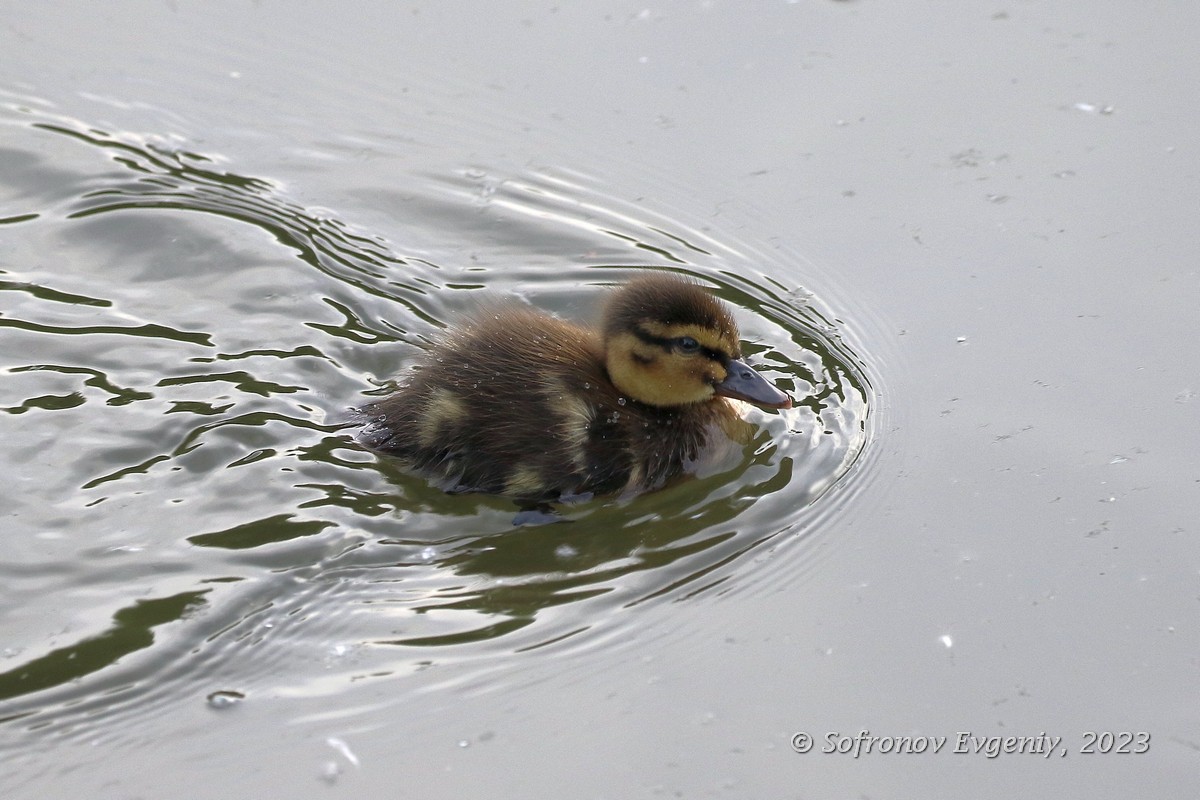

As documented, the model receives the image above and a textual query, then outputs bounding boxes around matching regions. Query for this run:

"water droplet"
[617,397,627,406]
[206,690,245,709]
[320,761,341,784]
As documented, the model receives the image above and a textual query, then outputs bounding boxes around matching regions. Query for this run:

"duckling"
[360,274,792,505]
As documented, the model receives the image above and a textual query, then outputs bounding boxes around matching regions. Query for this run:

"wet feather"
[360,274,791,502]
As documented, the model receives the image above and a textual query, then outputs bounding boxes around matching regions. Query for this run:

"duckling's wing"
[363,306,629,501]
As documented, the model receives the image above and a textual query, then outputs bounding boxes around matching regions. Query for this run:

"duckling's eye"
[675,336,701,354]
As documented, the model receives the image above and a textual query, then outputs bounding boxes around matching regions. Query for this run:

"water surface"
[4,2,1198,797]
[0,103,871,741]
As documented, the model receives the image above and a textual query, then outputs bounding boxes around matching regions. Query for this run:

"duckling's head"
[602,274,793,410]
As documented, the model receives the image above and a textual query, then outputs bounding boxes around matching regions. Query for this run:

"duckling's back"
[362,306,637,500]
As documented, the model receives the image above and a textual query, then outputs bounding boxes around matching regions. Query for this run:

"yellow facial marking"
[417,388,467,447]
[605,331,726,408]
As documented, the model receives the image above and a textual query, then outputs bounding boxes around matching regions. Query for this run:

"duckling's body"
[360,275,791,503]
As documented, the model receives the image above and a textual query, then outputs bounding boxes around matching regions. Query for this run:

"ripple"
[0,100,876,741]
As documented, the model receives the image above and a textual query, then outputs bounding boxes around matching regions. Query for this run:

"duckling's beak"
[715,358,793,409]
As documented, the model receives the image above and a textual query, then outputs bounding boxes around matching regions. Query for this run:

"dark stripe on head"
[631,325,727,363]
[604,274,737,343]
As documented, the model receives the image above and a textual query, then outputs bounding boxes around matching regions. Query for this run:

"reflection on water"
[0,591,208,713]
[0,100,873,737]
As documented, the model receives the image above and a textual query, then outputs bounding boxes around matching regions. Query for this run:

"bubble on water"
[319,761,341,784]
[1072,102,1115,115]
[206,690,245,709]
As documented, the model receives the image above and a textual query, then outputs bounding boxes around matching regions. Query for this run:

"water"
[0,103,871,736]
[4,2,1199,797]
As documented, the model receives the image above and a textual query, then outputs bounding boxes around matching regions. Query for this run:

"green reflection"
[0,591,207,702]
[277,420,845,651]
[0,213,40,225]
[11,112,874,664]
[9,364,154,408]
[157,370,305,397]
[0,276,111,307]
[81,412,342,490]
[187,513,334,550]
[31,120,435,339]
[0,316,211,345]
[353,442,793,648]
[391,617,535,648]
[3,391,85,414]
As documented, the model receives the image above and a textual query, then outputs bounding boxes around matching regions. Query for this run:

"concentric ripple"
[0,100,875,741]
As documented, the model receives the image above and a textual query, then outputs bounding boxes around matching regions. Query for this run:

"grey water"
[2,2,1198,797]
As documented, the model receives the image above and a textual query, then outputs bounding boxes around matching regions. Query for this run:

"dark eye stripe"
[633,326,727,362]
